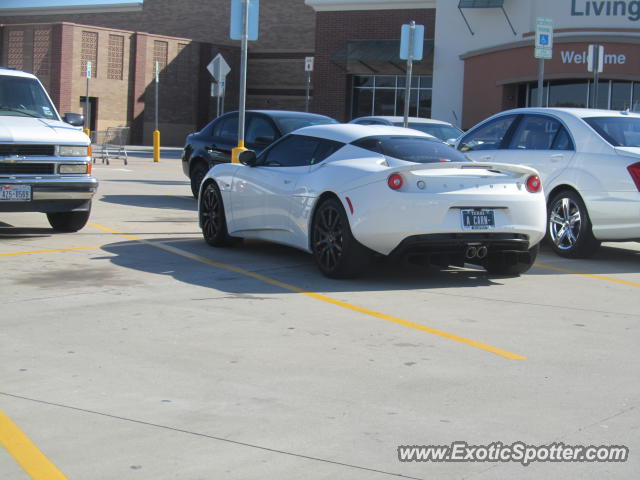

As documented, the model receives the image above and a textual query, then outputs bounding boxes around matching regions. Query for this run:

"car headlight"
[58,145,89,157]
[59,163,90,174]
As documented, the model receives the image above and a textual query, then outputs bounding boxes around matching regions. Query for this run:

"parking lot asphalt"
[1,149,639,480]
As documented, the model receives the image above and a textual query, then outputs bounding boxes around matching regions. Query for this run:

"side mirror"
[239,149,258,166]
[445,138,457,147]
[63,112,84,127]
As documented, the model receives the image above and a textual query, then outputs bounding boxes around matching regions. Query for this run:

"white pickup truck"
[0,67,98,231]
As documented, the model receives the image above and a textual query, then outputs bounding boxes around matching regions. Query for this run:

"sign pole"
[593,45,600,108]
[153,60,160,163]
[232,0,250,164]
[537,58,545,107]
[403,21,415,128]
[84,61,91,137]
[305,71,311,112]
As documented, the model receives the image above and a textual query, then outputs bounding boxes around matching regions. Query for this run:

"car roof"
[496,107,640,120]
[0,67,37,79]
[248,110,336,120]
[294,123,432,143]
[351,116,454,126]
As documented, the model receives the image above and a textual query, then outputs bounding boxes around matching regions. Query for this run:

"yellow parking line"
[0,411,68,480]
[535,263,640,288]
[89,222,526,360]
[0,246,100,257]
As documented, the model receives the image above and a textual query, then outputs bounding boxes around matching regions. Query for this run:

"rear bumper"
[389,233,535,268]
[0,177,98,213]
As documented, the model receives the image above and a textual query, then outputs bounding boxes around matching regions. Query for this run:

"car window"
[508,115,572,150]
[458,115,517,152]
[583,116,640,147]
[246,116,278,147]
[212,115,238,143]
[397,123,463,141]
[353,135,470,163]
[273,115,338,134]
[310,139,344,165]
[262,134,320,167]
[0,75,57,119]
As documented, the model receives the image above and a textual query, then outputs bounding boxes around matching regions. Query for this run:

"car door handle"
[550,154,564,162]
[283,179,292,184]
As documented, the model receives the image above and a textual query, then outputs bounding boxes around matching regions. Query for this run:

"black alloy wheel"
[311,197,369,278]
[200,182,234,247]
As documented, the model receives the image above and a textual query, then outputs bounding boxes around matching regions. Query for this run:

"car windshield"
[352,135,470,163]
[274,116,338,134]
[583,116,640,147]
[0,75,57,120]
[392,122,463,141]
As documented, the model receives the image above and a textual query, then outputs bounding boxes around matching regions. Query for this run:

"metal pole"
[537,58,545,107]
[403,21,415,128]
[85,62,90,135]
[154,61,159,132]
[305,71,311,112]
[233,0,250,163]
[593,45,600,108]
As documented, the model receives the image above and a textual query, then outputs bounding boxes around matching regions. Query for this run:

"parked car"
[349,116,463,142]
[182,110,338,197]
[198,124,546,278]
[0,68,97,231]
[455,108,640,258]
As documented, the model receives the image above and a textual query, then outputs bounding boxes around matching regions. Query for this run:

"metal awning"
[458,0,516,36]
[331,39,434,74]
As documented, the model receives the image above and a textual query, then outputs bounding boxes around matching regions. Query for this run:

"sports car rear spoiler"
[388,162,538,177]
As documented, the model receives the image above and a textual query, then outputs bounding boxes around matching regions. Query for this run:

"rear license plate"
[461,209,495,230]
[0,184,31,202]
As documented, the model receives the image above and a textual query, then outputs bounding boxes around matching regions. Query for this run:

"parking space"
[1,150,639,479]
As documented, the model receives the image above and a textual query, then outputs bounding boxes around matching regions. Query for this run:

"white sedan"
[198,124,546,278]
[456,108,640,258]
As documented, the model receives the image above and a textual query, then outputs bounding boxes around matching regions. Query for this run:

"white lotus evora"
[198,124,547,278]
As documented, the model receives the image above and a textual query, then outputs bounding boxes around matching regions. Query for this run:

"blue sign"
[399,24,425,61]
[539,34,549,46]
[230,0,259,41]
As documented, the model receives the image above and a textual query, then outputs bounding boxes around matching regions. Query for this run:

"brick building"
[0,0,316,145]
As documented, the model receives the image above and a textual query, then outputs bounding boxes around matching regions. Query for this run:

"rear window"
[274,115,338,134]
[352,135,470,163]
[583,116,640,147]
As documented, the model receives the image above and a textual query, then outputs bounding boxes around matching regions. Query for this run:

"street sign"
[305,56,314,72]
[230,0,259,41]
[211,80,226,98]
[86,61,92,78]
[588,44,604,73]
[534,17,553,59]
[399,23,424,61]
[207,54,231,82]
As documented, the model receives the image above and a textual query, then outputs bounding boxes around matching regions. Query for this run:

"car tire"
[546,190,600,258]
[200,181,236,247]
[47,205,91,232]
[486,244,539,275]
[190,161,209,198]
[311,197,370,278]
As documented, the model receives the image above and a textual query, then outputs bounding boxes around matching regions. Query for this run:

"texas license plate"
[461,209,495,230]
[0,184,31,201]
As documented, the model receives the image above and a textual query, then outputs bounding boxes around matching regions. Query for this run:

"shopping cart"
[91,126,129,165]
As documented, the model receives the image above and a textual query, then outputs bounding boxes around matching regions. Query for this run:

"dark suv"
[182,110,337,197]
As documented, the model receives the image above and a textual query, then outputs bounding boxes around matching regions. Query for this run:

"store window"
[351,75,433,119]
[518,80,639,111]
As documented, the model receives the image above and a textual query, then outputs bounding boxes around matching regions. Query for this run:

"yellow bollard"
[83,128,90,137]
[153,129,160,163]
[231,140,246,164]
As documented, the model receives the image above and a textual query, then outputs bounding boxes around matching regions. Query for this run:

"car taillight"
[525,175,541,193]
[628,162,640,191]
[387,173,403,190]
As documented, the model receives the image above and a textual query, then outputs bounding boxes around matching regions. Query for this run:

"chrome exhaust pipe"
[465,246,477,259]
[476,246,488,259]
